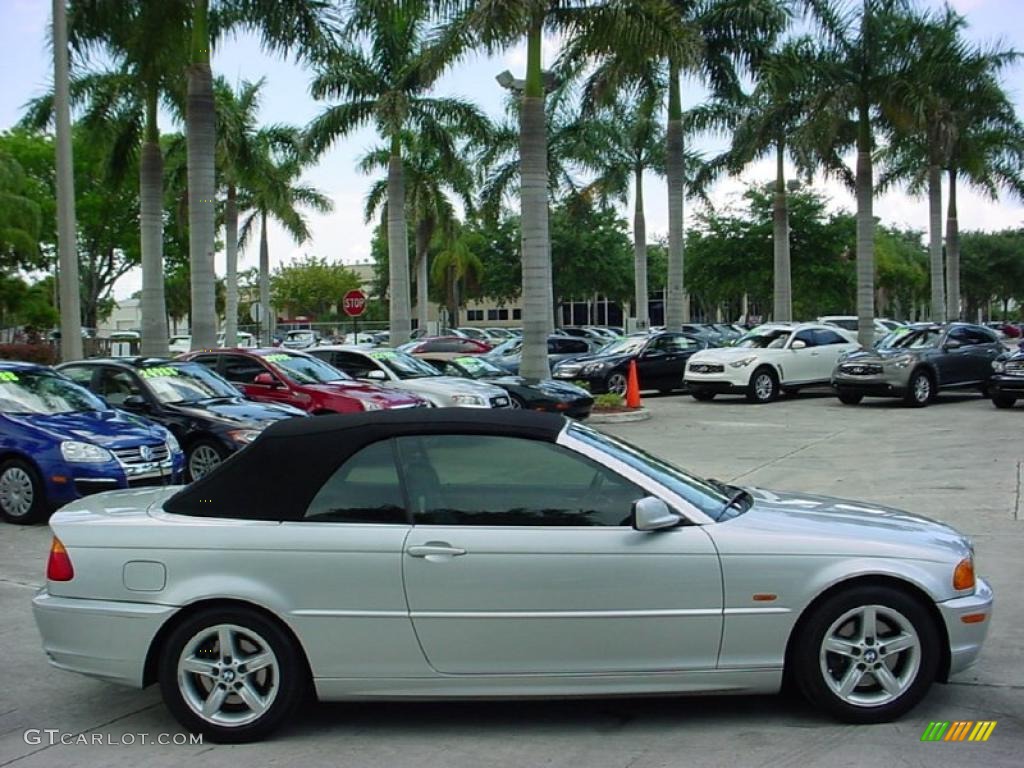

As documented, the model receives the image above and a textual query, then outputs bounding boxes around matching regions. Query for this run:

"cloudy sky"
[1,0,1021,299]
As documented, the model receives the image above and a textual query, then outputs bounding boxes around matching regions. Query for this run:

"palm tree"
[307,1,487,347]
[0,153,43,265]
[360,130,476,332]
[572,95,664,328]
[431,222,484,326]
[53,0,82,360]
[801,0,918,347]
[686,37,820,322]
[237,136,333,345]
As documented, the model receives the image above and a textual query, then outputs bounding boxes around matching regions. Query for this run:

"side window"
[97,369,142,406]
[792,330,817,348]
[331,352,379,378]
[654,334,693,353]
[190,355,220,372]
[61,366,95,388]
[222,356,267,384]
[813,329,847,346]
[965,327,997,345]
[398,435,645,527]
[304,440,406,524]
[947,327,975,346]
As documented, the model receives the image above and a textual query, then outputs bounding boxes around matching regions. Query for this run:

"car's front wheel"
[792,585,939,723]
[159,607,306,743]
[904,370,934,408]
[837,391,863,405]
[604,372,628,396]
[992,393,1017,409]
[0,459,47,524]
[746,367,779,403]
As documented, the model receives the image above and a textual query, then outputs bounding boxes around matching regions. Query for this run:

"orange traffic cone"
[625,359,642,409]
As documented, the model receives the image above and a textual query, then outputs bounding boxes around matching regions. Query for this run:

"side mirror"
[633,496,682,532]
[944,339,963,351]
[642,348,666,359]
[253,372,281,387]
[121,394,148,410]
[791,339,807,350]
[366,369,388,381]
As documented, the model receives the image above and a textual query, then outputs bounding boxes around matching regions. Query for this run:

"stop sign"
[342,289,367,317]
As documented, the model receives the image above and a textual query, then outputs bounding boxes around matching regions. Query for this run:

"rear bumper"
[32,591,175,687]
[937,577,994,678]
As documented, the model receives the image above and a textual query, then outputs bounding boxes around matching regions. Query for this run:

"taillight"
[46,537,74,581]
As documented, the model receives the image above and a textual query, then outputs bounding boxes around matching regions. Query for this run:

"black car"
[485,335,592,375]
[58,358,308,481]
[551,332,709,394]
[416,353,594,418]
[990,342,1024,408]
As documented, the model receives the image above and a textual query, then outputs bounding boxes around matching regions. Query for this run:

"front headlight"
[361,400,384,411]
[451,393,485,406]
[165,432,181,454]
[582,362,609,375]
[889,355,913,369]
[729,356,757,368]
[226,428,262,445]
[60,440,113,463]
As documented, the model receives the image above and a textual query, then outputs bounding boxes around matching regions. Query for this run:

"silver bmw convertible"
[32,410,992,743]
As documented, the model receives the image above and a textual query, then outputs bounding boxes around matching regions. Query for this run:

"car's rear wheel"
[0,459,47,524]
[691,389,716,402]
[904,370,934,407]
[187,440,228,482]
[792,585,938,723]
[992,393,1017,409]
[605,372,628,396]
[837,391,863,405]
[746,367,778,403]
[159,607,306,743]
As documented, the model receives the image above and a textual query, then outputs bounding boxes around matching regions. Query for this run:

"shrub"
[0,343,58,366]
[593,392,626,410]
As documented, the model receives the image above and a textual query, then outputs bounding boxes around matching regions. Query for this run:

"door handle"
[407,542,467,558]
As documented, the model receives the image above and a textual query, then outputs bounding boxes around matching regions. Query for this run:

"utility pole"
[53,0,82,360]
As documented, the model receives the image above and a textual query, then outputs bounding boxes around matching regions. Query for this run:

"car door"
[220,354,299,408]
[783,329,820,382]
[399,433,723,675]
[961,327,1003,382]
[812,328,857,377]
[938,327,978,384]
[638,334,693,389]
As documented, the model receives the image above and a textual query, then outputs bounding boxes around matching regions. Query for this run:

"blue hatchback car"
[0,361,185,524]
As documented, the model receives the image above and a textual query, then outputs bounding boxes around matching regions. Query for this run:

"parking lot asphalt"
[0,389,1021,767]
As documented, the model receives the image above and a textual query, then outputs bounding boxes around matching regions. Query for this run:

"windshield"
[567,423,732,520]
[0,370,107,415]
[368,350,441,379]
[735,329,791,348]
[451,355,506,379]
[139,363,240,404]
[877,327,941,350]
[489,338,522,357]
[263,353,349,384]
[824,318,858,331]
[595,337,647,356]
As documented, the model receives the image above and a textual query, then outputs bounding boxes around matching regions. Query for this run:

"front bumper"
[831,368,911,398]
[42,456,184,508]
[32,591,176,687]
[937,577,994,678]
[989,374,1024,397]
[685,367,753,393]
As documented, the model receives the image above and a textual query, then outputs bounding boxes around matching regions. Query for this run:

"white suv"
[685,323,860,403]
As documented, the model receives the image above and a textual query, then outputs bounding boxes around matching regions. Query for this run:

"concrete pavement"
[0,389,1021,767]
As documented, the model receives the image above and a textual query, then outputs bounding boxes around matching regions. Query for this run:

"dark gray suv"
[831,323,1003,407]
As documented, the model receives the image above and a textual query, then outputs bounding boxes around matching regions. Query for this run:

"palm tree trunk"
[927,163,945,321]
[139,90,169,356]
[52,0,82,361]
[259,210,271,346]
[945,167,960,321]
[772,138,792,322]
[665,61,686,330]
[415,219,430,332]
[186,0,217,350]
[223,183,239,347]
[519,16,553,380]
[387,136,412,346]
[854,104,875,348]
[633,165,648,329]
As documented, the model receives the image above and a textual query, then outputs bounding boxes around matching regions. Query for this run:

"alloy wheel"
[819,604,921,707]
[913,374,931,404]
[176,624,280,727]
[606,373,628,395]
[0,466,35,519]
[753,373,775,401]
[189,445,223,480]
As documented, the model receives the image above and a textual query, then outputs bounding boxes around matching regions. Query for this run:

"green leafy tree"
[271,255,361,318]
[0,152,43,270]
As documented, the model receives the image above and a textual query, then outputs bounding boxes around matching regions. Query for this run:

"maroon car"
[180,348,428,413]
[400,336,492,354]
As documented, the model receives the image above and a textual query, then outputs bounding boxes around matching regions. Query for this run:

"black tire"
[691,389,716,402]
[0,458,48,525]
[509,394,526,409]
[837,391,863,405]
[746,367,779,403]
[604,371,628,396]
[158,606,307,743]
[186,439,229,483]
[992,393,1017,409]
[903,369,934,408]
[791,585,939,724]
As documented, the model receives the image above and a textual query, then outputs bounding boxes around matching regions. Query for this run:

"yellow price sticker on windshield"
[0,371,19,382]
[264,354,291,363]
[139,367,179,379]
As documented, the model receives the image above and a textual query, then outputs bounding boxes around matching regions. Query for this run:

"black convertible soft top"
[163,409,567,521]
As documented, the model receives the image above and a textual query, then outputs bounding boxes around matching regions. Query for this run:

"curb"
[587,407,652,424]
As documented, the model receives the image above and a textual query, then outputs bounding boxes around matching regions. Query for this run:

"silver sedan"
[32,410,992,743]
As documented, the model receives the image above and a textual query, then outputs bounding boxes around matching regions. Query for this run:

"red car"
[180,348,428,413]
[400,336,492,354]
